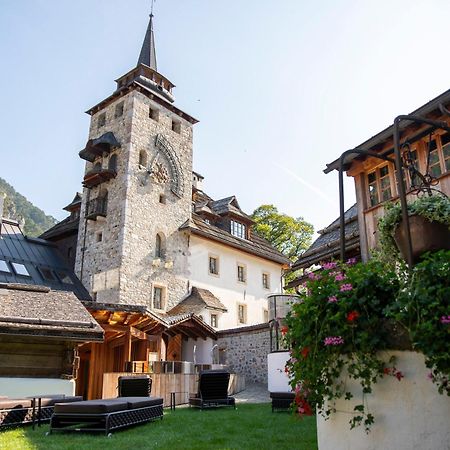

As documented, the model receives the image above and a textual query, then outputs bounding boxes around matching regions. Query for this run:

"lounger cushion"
[0,399,32,410]
[124,397,163,409]
[38,396,83,407]
[54,398,128,414]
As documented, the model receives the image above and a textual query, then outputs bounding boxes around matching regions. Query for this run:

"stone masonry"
[217,323,270,384]
[75,87,195,310]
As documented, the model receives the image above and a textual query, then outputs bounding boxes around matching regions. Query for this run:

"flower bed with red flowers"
[284,251,450,433]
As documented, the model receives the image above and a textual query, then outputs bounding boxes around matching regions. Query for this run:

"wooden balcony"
[79,132,121,163]
[82,168,116,188]
[85,197,107,220]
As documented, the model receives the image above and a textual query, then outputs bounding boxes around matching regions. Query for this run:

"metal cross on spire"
[150,0,155,16]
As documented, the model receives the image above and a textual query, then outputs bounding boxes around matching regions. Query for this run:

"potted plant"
[284,252,450,448]
[378,194,450,264]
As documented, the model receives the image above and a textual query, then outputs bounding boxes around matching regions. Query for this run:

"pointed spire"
[138,13,157,71]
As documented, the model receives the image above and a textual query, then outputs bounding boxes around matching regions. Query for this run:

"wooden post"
[124,327,132,371]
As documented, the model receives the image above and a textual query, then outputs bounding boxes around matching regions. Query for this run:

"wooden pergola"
[77,302,216,399]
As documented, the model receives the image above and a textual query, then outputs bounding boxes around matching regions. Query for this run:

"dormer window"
[231,220,246,239]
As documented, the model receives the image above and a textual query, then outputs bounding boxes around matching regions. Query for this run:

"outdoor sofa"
[0,395,82,429]
[49,396,163,435]
[189,370,235,409]
[49,375,162,435]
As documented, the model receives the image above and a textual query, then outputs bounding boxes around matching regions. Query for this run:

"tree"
[251,205,314,262]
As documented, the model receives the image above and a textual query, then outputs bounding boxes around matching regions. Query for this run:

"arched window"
[108,154,117,172]
[139,150,147,167]
[155,233,165,259]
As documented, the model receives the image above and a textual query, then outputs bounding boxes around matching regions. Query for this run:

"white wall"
[317,351,450,450]
[189,235,283,329]
[182,337,215,364]
[0,378,75,398]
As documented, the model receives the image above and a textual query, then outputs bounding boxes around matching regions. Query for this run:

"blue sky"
[1,0,449,233]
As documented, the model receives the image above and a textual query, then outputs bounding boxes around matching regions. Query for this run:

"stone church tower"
[75,14,198,310]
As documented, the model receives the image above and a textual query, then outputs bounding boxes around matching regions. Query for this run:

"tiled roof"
[0,218,90,299]
[169,287,227,315]
[0,284,103,341]
[39,216,79,240]
[83,301,216,338]
[209,196,253,221]
[292,204,360,270]
[180,214,290,265]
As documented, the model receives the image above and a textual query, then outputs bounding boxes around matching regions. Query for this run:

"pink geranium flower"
[340,283,353,292]
[328,296,338,303]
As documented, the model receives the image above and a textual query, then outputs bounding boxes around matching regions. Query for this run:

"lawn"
[0,404,317,450]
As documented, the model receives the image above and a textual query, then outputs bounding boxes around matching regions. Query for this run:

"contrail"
[274,163,336,206]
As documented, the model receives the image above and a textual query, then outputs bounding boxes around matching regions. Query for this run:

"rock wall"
[217,323,270,384]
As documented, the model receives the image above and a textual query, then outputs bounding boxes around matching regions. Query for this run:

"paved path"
[234,382,270,404]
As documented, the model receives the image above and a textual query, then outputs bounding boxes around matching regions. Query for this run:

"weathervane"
[150,0,156,16]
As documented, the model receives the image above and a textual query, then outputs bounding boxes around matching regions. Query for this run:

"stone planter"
[394,215,450,264]
[317,351,450,450]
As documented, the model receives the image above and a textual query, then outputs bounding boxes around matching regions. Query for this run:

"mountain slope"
[0,177,57,237]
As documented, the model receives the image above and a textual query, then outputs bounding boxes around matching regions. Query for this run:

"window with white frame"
[209,256,219,275]
[262,272,270,290]
[11,262,30,277]
[210,314,218,328]
[238,304,247,324]
[231,220,246,239]
[153,286,165,310]
[237,264,246,283]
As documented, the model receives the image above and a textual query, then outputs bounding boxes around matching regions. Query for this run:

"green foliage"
[378,194,450,259]
[285,259,401,433]
[0,404,318,450]
[387,250,450,395]
[0,177,57,237]
[251,204,314,261]
[285,251,450,432]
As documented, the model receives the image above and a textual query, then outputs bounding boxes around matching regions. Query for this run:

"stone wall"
[217,323,270,384]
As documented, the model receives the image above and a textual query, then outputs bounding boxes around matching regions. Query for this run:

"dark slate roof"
[63,193,82,212]
[209,196,253,221]
[325,88,450,173]
[292,204,360,270]
[138,14,157,70]
[39,215,79,241]
[0,218,90,299]
[169,287,228,315]
[0,284,103,341]
[180,215,290,265]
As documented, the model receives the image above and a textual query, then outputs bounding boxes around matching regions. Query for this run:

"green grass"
[0,404,317,450]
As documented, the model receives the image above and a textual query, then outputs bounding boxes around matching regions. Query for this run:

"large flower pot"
[316,351,450,450]
[394,215,450,264]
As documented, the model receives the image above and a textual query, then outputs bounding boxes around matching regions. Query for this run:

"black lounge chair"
[49,396,163,435]
[270,392,295,412]
[118,375,152,397]
[189,370,235,409]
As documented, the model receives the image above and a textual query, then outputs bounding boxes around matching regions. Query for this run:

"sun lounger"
[189,370,235,409]
[49,396,163,435]
[0,395,82,429]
